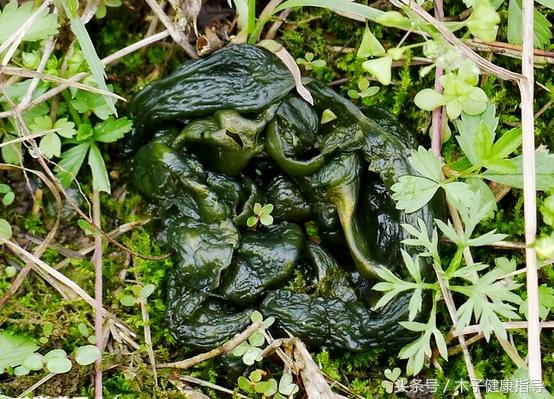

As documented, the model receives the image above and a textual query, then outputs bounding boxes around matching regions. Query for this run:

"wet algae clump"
[128,44,435,351]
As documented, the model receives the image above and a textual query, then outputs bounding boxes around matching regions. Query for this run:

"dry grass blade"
[93,189,103,399]
[1,66,126,101]
[520,0,542,384]
[157,320,263,369]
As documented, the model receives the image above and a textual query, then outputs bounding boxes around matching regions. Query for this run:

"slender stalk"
[93,189,103,399]
[520,0,542,385]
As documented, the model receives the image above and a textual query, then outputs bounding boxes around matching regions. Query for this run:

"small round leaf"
[46,356,72,374]
[22,353,43,371]
[139,284,156,299]
[44,349,67,361]
[14,366,30,376]
[0,218,12,240]
[75,345,100,366]
[119,295,136,307]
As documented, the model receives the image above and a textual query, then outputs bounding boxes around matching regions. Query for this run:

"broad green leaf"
[362,55,392,85]
[71,90,112,120]
[88,144,111,193]
[357,25,385,58]
[507,0,552,48]
[414,88,445,111]
[75,345,100,366]
[0,219,12,240]
[238,376,253,391]
[0,1,58,44]
[1,191,14,206]
[93,117,132,143]
[0,333,38,372]
[56,142,90,187]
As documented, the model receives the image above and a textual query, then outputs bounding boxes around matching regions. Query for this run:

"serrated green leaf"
[409,146,442,181]
[54,118,76,138]
[0,1,59,44]
[93,117,132,143]
[391,176,439,213]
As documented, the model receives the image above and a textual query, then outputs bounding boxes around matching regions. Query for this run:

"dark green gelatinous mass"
[129,44,436,351]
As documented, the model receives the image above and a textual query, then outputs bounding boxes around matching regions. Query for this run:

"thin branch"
[143,0,197,58]
[520,0,542,384]
[177,375,249,398]
[93,189,103,399]
[462,321,554,335]
[434,267,482,399]
[1,66,126,101]
[102,30,171,66]
[157,321,263,369]
[394,0,522,81]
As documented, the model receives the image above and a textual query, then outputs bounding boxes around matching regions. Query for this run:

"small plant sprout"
[247,203,274,228]
[348,77,380,100]
[232,311,275,366]
[119,284,156,307]
[295,52,326,71]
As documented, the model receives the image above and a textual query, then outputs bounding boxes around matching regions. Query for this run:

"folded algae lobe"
[129,44,436,351]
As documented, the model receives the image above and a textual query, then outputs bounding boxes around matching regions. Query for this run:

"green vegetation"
[0,0,553,398]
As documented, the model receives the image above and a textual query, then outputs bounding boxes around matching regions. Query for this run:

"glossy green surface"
[129,44,436,351]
